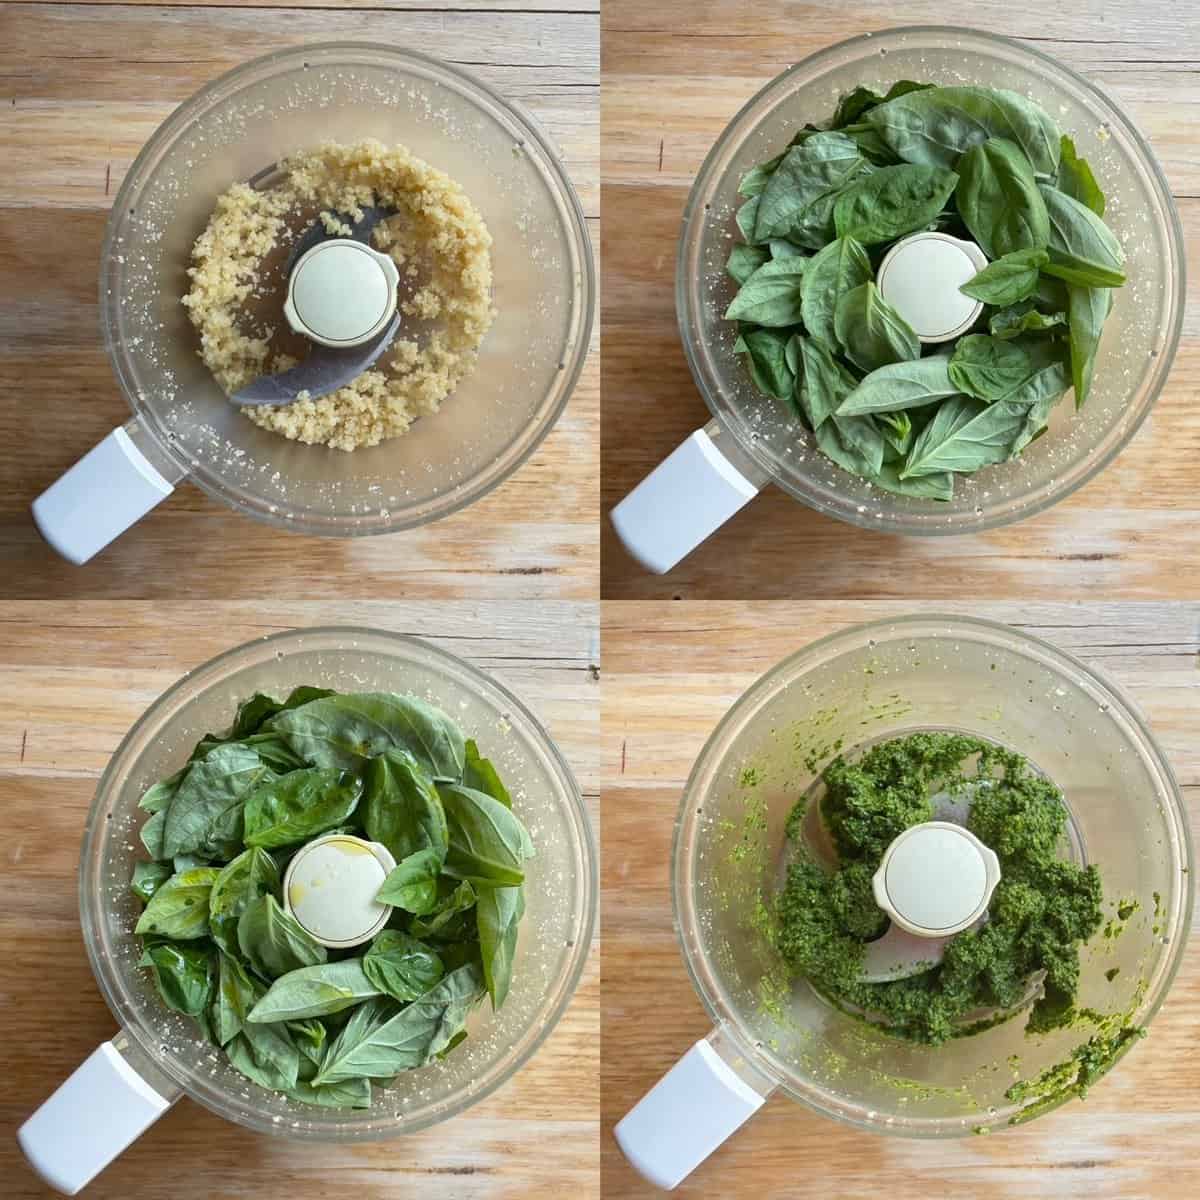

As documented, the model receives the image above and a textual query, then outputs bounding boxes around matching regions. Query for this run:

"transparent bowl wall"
[673,616,1191,1134]
[105,43,594,535]
[678,27,1184,535]
[82,628,596,1139]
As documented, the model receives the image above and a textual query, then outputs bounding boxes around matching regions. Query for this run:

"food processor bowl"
[616,616,1190,1189]
[19,628,596,1194]
[33,43,594,564]
[611,27,1184,573]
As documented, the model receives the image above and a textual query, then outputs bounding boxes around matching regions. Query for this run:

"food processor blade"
[233,202,402,407]
[234,311,401,406]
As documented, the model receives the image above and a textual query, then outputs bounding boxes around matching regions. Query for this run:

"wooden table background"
[601,601,1200,1199]
[0,0,598,599]
[0,600,600,1199]
[601,0,1200,598]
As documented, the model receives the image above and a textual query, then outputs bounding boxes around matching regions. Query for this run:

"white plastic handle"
[609,421,768,575]
[32,420,182,565]
[18,1035,180,1194]
[614,1029,777,1190]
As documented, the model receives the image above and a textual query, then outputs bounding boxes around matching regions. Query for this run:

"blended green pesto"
[774,732,1104,1045]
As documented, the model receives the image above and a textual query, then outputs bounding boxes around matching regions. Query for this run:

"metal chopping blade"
[231,200,401,408]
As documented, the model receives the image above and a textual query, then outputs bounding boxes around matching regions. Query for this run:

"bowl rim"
[79,625,598,1139]
[675,25,1186,536]
[670,613,1194,1135]
[101,42,597,537]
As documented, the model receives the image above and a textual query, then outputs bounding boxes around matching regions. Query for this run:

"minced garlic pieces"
[181,139,495,451]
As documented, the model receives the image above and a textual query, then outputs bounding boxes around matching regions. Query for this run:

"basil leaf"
[248,960,381,1023]
[866,85,1061,175]
[960,247,1049,306]
[439,784,533,888]
[212,951,258,1044]
[376,847,443,915]
[463,739,511,808]
[288,1017,327,1066]
[162,743,275,860]
[800,235,872,347]
[735,196,764,245]
[410,879,478,940]
[834,83,935,136]
[990,302,1067,339]
[1067,285,1112,408]
[833,163,959,245]
[1009,390,1063,458]
[139,768,185,815]
[1056,134,1104,216]
[139,811,168,859]
[738,154,783,197]
[795,335,858,429]
[241,733,307,774]
[874,461,954,501]
[1039,184,1126,287]
[243,767,363,850]
[363,930,445,1002]
[769,239,806,260]
[286,1076,372,1109]
[226,1024,300,1092]
[724,258,807,326]
[948,335,1033,401]
[237,894,327,980]
[312,964,486,1085]
[135,868,220,940]
[231,693,284,739]
[270,692,466,781]
[131,860,172,905]
[478,886,525,1010]
[901,397,1027,477]
[363,749,448,864]
[209,846,279,958]
[834,282,920,373]
[740,328,794,399]
[956,138,1049,259]
[754,132,869,246]
[815,415,885,479]
[140,941,215,1018]
[878,411,913,458]
[832,85,887,129]
[726,242,769,285]
[996,354,1071,409]
[838,356,961,416]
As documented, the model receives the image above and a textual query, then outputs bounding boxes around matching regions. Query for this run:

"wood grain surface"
[0,1,598,599]
[601,0,1200,598]
[601,600,1200,1198]
[0,600,600,1199]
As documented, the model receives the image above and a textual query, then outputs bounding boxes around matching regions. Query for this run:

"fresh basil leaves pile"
[130,687,533,1110]
[726,82,1125,500]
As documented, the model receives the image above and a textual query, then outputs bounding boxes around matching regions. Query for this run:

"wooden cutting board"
[601,0,1200,599]
[0,600,600,1199]
[0,1,598,600]
[601,600,1200,1199]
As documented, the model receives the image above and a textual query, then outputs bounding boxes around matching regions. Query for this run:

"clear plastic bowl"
[678,27,1184,534]
[673,615,1191,1134]
[105,43,594,535]
[81,627,596,1138]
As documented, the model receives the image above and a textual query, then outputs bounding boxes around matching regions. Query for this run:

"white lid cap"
[872,821,1000,936]
[877,233,988,343]
[283,835,396,948]
[284,239,400,347]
